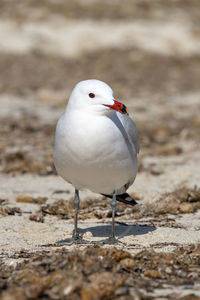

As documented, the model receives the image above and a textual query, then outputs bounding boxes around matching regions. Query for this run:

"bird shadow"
[57,223,156,245]
[79,223,156,238]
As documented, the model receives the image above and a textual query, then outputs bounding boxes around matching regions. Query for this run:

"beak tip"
[104,100,129,115]
[122,104,129,115]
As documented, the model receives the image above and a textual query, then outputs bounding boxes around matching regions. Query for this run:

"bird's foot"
[72,231,88,244]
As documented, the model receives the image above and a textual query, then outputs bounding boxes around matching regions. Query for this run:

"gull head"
[67,79,128,116]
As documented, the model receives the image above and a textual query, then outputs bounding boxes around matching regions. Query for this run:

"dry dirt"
[0,1,200,299]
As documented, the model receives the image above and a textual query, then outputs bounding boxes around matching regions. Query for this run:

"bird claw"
[72,230,81,238]
[72,231,88,244]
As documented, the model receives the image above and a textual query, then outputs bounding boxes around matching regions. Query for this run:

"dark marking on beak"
[122,104,129,115]
[104,100,129,115]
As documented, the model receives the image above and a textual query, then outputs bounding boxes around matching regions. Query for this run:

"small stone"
[83,231,93,239]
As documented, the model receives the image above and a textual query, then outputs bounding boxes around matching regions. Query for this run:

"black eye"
[89,93,95,98]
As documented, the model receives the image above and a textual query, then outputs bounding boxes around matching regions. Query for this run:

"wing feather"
[115,112,140,154]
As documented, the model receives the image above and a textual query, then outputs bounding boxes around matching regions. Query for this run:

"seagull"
[54,79,139,243]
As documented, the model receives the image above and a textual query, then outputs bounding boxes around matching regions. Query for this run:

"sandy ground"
[0,0,200,299]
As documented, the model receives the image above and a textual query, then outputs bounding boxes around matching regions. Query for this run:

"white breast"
[54,110,138,194]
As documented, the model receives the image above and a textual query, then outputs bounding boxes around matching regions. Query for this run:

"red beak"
[104,100,129,115]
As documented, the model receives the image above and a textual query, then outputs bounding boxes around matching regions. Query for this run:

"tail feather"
[102,192,138,206]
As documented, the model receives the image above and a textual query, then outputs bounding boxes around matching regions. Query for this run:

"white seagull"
[54,79,139,243]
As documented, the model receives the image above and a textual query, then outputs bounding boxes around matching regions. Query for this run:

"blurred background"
[0,0,199,180]
[1,3,200,297]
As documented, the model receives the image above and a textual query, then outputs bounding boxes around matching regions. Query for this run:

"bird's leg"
[72,188,81,241]
[108,189,117,243]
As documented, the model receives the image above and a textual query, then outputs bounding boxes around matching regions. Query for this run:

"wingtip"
[102,193,138,207]
[116,193,138,206]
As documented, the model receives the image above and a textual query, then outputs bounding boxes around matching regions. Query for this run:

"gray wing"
[115,112,140,154]
[110,111,139,194]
